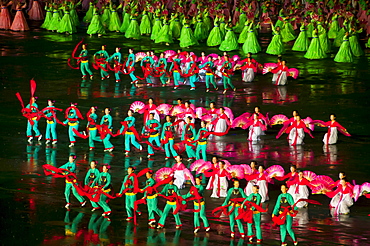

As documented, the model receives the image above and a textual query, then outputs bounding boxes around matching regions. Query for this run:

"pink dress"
[0,5,12,30]
[28,0,44,21]
[10,6,29,31]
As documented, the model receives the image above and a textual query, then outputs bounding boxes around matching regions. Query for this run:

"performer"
[161,115,178,160]
[206,160,230,198]
[246,185,262,244]
[107,47,123,83]
[118,166,140,221]
[59,155,86,209]
[222,179,247,238]
[42,99,59,144]
[172,155,190,189]
[182,176,211,233]
[244,165,269,203]
[240,58,257,83]
[63,103,83,147]
[244,161,259,195]
[270,60,290,86]
[100,107,114,152]
[289,170,313,208]
[195,120,209,161]
[118,109,141,156]
[138,97,160,123]
[125,48,138,84]
[25,97,42,142]
[221,56,236,94]
[91,164,112,216]
[141,113,162,158]
[141,170,162,226]
[317,114,350,145]
[84,160,100,210]
[285,115,314,146]
[94,45,110,80]
[181,116,196,161]
[245,113,267,142]
[198,57,218,92]
[212,107,231,133]
[157,177,183,229]
[272,184,298,246]
[86,106,102,150]
[79,44,94,80]
[327,179,354,215]
[274,165,299,196]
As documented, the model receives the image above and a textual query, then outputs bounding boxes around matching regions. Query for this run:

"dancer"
[221,56,236,94]
[141,170,162,226]
[10,2,29,31]
[240,58,257,83]
[244,161,259,195]
[120,109,142,156]
[85,106,102,150]
[0,0,13,30]
[94,45,110,80]
[161,115,178,160]
[198,57,218,92]
[107,47,122,82]
[79,44,94,80]
[245,113,267,142]
[100,107,114,152]
[118,166,140,221]
[327,179,354,215]
[25,97,42,143]
[284,115,314,146]
[142,113,162,158]
[246,185,262,244]
[212,107,231,133]
[125,48,139,84]
[43,99,59,144]
[84,160,100,209]
[87,7,106,37]
[195,120,209,161]
[266,23,285,55]
[206,160,230,198]
[63,103,83,147]
[316,114,350,145]
[92,164,112,216]
[289,170,313,208]
[172,155,190,190]
[181,116,196,161]
[245,165,269,203]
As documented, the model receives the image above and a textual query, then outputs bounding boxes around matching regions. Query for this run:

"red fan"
[231,116,250,129]
[184,168,195,185]
[288,68,299,79]
[262,63,278,75]
[135,52,146,62]
[190,159,206,172]
[152,55,159,62]
[130,101,145,113]
[196,162,213,174]
[223,107,234,122]
[157,103,171,115]
[353,184,361,202]
[189,104,196,111]
[270,114,289,125]
[164,50,176,61]
[232,55,240,62]
[240,164,252,175]
[226,165,245,179]
[171,105,185,116]
[265,165,285,179]
[155,167,173,183]
[303,171,317,182]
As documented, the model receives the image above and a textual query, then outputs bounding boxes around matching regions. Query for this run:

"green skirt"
[170,20,181,39]
[328,20,339,39]
[233,14,246,33]
[366,38,370,48]
[238,25,249,44]
[349,35,363,56]
[219,30,239,51]
[82,6,93,23]
[319,32,331,53]
[242,31,261,54]
[150,20,162,40]
[333,28,345,47]
[219,22,226,39]
[292,31,309,51]
[47,12,61,31]
[304,37,327,59]
[155,24,173,43]
[70,9,79,26]
[139,15,151,34]
[281,24,296,43]
[206,26,222,46]
[101,9,110,27]
[58,13,77,33]
[306,23,314,38]
[87,15,106,35]
[203,16,212,33]
[194,21,208,41]
[334,40,353,62]
[179,27,198,48]
[108,12,122,32]
[266,35,285,55]
[41,11,52,29]
[119,13,130,33]
[125,20,141,39]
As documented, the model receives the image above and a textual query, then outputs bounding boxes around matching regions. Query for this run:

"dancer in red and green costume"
[181,116,196,161]
[222,179,247,238]
[246,185,263,244]
[157,177,183,229]
[169,55,184,89]
[156,53,168,86]
[161,115,178,160]
[100,107,114,152]
[182,176,210,233]
[272,184,298,246]
[198,57,218,92]
[120,109,142,156]
[79,44,93,79]
[84,160,100,210]
[92,164,112,216]
[221,56,236,94]
[42,99,60,144]
[86,106,102,150]
[141,170,162,226]
[59,155,86,209]
[63,103,83,147]
[126,48,138,84]
[142,113,162,158]
[94,45,110,80]
[195,120,209,161]
[25,97,42,143]
[107,47,122,82]
[118,166,140,221]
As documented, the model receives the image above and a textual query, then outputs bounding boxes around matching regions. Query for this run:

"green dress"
[101,6,111,27]
[169,13,182,39]
[70,2,80,27]
[242,22,261,54]
[328,14,339,39]
[206,17,222,46]
[155,19,173,44]
[333,21,348,47]
[306,19,314,38]
[238,20,250,44]
[233,11,246,33]
[87,9,106,35]
[58,10,76,34]
[194,15,207,41]
[47,8,61,31]
[202,10,212,33]
[179,21,198,48]
[349,29,364,56]
[304,30,327,59]
[139,10,152,35]
[292,24,309,51]
[125,14,141,39]
[41,6,52,29]
[275,9,285,28]
[219,25,239,51]
[219,17,226,39]
[82,2,93,23]
[334,35,353,62]
[150,15,162,40]
[281,19,296,43]
[108,5,122,32]
[366,37,370,48]
[266,25,285,55]
[119,11,130,33]
[317,22,331,53]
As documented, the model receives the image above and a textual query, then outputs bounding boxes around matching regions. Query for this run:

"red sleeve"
[275,172,291,181]
[326,187,341,198]
[245,173,258,181]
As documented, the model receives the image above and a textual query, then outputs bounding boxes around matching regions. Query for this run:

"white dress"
[323,127,338,145]
[288,128,305,145]
[292,184,309,208]
[206,172,228,198]
[173,170,185,189]
[248,124,263,141]
[243,68,255,82]
[274,70,288,85]
[330,192,353,215]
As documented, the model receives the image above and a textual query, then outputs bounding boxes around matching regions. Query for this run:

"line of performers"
[44,155,370,246]
[69,43,300,90]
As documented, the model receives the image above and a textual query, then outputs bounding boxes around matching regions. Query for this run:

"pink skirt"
[28,1,44,21]
[0,7,12,29]
[10,10,30,31]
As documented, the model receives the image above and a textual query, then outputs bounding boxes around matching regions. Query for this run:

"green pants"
[65,182,85,204]
[98,193,111,213]
[80,62,93,76]
[158,202,182,227]
[280,214,296,242]
[247,212,262,239]
[100,64,109,78]
[147,196,162,222]
[196,142,207,161]
[229,206,244,234]
[125,194,139,218]
[194,202,210,229]
[205,75,217,89]
[223,76,235,90]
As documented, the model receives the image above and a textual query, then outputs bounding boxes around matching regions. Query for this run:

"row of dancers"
[43,154,370,245]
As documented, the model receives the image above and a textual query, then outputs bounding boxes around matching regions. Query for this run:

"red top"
[245,172,268,181]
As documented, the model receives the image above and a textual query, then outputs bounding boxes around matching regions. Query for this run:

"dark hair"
[149,113,155,117]
[253,185,259,189]
[251,161,257,165]
[281,184,287,189]
[177,98,183,101]
[258,165,265,170]
[70,155,77,160]
[330,113,337,118]
[187,116,193,121]
[290,164,297,169]
[127,166,135,171]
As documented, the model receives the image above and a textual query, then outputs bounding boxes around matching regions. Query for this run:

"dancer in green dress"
[82,2,94,23]
[119,6,130,33]
[100,4,111,28]
[206,15,222,47]
[125,11,141,39]
[150,12,162,40]
[328,14,339,39]
[41,3,53,29]
[292,22,309,51]
[47,4,62,32]
[280,17,296,43]
[219,23,239,51]
[266,23,285,55]
[242,21,262,54]
[317,18,331,53]
[194,13,208,41]
[156,17,173,45]
[140,9,152,35]
[87,7,106,36]
[57,6,76,34]
[304,29,327,59]
[108,3,122,32]
[349,27,364,57]
[334,32,353,63]
[179,18,198,48]
[170,12,182,39]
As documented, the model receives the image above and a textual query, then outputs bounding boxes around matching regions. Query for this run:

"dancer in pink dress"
[10,2,29,31]
[0,0,12,30]
[27,0,44,21]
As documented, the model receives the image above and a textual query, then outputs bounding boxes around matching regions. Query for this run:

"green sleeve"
[84,169,91,185]
[102,173,111,189]
[222,189,232,206]
[273,194,282,215]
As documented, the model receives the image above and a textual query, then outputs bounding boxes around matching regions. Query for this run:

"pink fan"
[196,107,207,119]
[196,162,213,174]
[223,107,234,122]
[231,116,250,129]
[201,114,213,122]
[310,175,335,189]
[361,182,370,195]
[184,168,195,185]
[303,171,317,182]
[207,53,219,60]
[302,117,314,131]
[353,184,361,202]
[265,165,285,178]
[221,159,231,168]
[232,55,240,62]
[190,159,206,172]
[288,68,299,79]
[226,165,244,179]
[152,55,159,62]
[164,50,176,58]
[135,52,146,62]
[312,184,332,195]
[240,164,252,175]
[270,114,289,125]
[171,105,185,116]
[157,103,171,115]
[130,101,145,113]
[262,63,278,75]
[189,104,196,111]
[155,167,173,182]
[240,112,251,118]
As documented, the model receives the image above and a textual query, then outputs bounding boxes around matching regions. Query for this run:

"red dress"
[10,5,30,31]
